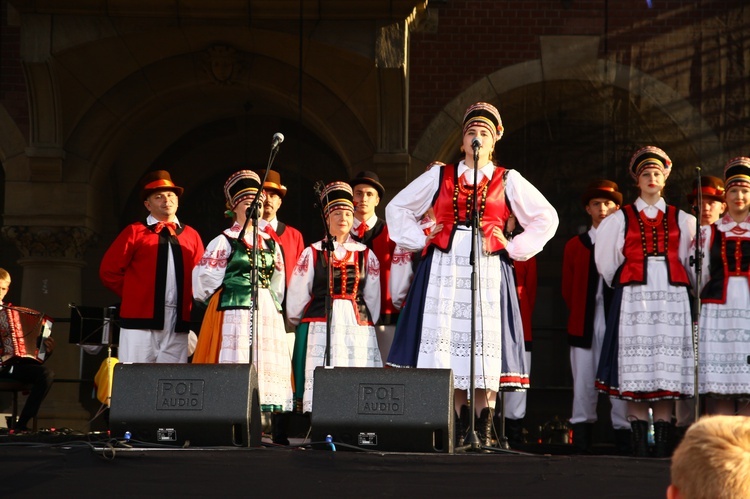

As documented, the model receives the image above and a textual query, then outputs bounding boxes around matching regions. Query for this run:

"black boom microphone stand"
[238,132,284,364]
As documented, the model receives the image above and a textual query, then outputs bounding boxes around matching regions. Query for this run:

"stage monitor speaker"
[311,367,454,453]
[109,363,262,447]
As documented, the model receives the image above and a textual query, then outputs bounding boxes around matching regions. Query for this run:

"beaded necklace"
[325,246,359,297]
[453,174,490,225]
[636,207,668,256]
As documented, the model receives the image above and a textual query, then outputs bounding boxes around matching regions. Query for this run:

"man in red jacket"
[257,169,305,290]
[100,170,204,363]
[349,171,396,364]
[562,179,630,454]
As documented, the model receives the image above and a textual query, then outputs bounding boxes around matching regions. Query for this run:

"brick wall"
[409,0,747,151]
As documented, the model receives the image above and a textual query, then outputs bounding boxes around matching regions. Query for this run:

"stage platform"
[0,431,671,498]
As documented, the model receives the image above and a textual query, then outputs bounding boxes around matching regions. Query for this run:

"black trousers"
[0,360,54,429]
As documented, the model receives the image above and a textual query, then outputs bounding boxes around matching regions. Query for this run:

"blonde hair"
[670,415,750,499]
[0,268,10,283]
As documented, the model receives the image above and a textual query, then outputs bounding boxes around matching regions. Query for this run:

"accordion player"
[0,303,54,367]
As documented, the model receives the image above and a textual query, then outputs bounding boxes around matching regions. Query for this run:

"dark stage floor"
[0,431,671,498]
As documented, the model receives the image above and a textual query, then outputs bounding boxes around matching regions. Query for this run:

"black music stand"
[69,304,120,418]
[69,305,120,349]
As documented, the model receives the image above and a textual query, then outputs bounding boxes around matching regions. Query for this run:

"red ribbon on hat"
[144,179,178,190]
[154,221,178,236]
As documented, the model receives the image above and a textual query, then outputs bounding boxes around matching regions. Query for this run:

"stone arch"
[410,55,727,393]
[7,24,391,245]
[412,57,726,247]
[413,58,723,179]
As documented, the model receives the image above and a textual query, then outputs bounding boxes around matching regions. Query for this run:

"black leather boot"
[630,420,649,457]
[454,410,464,447]
[476,408,494,447]
[653,421,674,458]
[673,424,689,448]
[271,412,290,445]
[571,422,593,454]
[455,405,470,447]
[504,418,525,448]
[614,428,633,456]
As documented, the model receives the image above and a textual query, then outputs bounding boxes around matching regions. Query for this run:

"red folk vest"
[617,204,690,287]
[430,164,511,254]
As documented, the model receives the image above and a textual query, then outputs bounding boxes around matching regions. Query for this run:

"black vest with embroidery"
[701,225,750,304]
[303,248,372,325]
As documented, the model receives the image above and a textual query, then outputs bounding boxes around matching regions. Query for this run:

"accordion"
[0,303,53,366]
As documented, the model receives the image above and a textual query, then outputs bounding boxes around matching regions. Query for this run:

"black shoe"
[456,405,470,447]
[571,422,593,454]
[630,420,649,457]
[653,421,674,458]
[476,408,494,447]
[271,413,290,446]
[12,419,30,433]
[673,425,689,448]
[613,429,632,456]
[454,410,464,447]
[504,418,525,448]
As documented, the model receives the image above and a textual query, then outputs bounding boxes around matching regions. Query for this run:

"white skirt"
[616,258,694,398]
[302,299,383,413]
[699,276,750,396]
[218,288,294,411]
[415,229,503,391]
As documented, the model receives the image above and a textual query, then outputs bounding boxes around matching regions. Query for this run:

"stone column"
[2,225,97,431]
[375,19,413,205]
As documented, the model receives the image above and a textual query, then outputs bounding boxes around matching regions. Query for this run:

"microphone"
[471,137,482,150]
[271,132,285,149]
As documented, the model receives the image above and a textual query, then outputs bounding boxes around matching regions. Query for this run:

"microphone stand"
[457,142,521,455]
[455,140,490,453]
[466,142,482,451]
[688,167,703,423]
[239,140,281,365]
[313,182,336,367]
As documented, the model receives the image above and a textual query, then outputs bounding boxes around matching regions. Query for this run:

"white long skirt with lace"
[302,299,383,413]
[415,229,503,391]
[218,287,293,412]
[616,258,694,398]
[698,276,750,397]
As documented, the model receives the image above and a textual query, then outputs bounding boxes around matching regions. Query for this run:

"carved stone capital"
[1,225,97,260]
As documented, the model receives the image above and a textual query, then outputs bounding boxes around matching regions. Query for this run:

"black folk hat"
[349,170,385,198]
